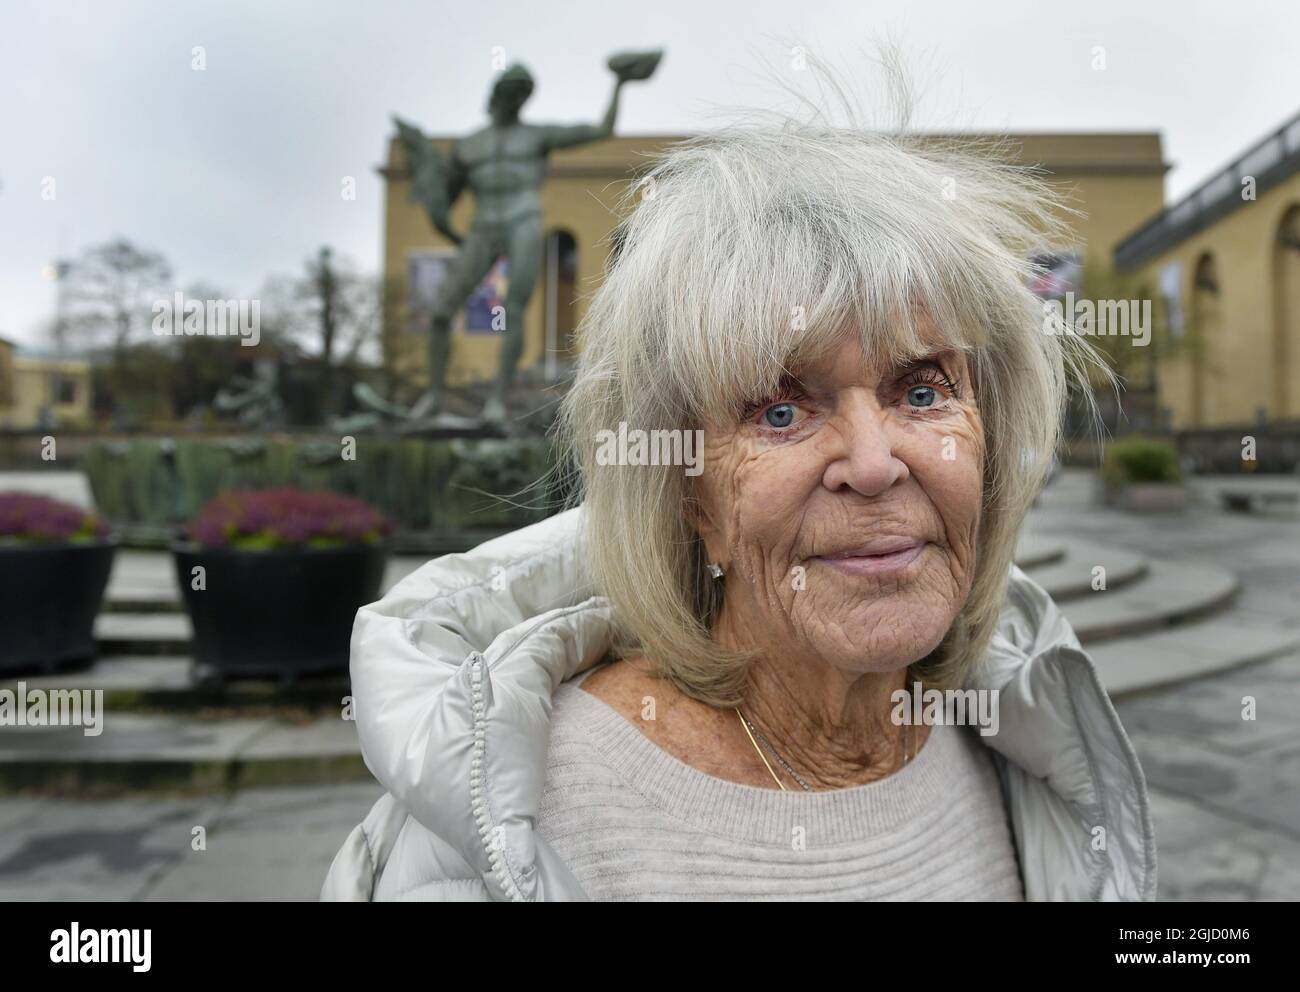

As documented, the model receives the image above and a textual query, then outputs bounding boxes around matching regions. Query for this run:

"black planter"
[172,542,388,682]
[0,539,117,675]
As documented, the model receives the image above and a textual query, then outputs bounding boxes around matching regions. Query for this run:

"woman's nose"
[820,401,910,497]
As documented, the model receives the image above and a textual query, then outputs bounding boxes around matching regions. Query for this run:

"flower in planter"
[0,491,110,544]
[185,487,391,550]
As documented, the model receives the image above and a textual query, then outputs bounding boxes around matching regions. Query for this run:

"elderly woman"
[322,123,1156,902]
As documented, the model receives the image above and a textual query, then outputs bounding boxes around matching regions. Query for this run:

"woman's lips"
[815,540,928,576]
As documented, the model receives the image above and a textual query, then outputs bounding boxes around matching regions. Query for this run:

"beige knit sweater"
[535,669,1025,901]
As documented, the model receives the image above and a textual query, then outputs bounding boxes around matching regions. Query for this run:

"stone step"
[1090,610,1300,696]
[103,552,430,614]
[1024,539,1148,601]
[95,612,192,654]
[1012,536,1066,570]
[2,656,350,709]
[0,711,366,794]
[1062,559,1240,644]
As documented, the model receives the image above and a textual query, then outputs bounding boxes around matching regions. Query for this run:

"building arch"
[542,228,578,381]
[1189,252,1221,428]
[1273,205,1300,419]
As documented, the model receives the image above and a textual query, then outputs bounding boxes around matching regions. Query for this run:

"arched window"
[543,229,578,381]
[1273,206,1300,419]
[1189,253,1221,428]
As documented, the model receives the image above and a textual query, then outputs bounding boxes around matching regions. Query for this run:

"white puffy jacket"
[321,506,1157,901]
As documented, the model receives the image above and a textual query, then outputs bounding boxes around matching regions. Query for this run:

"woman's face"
[695,328,985,674]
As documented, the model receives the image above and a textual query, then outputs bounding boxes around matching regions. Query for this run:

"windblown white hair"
[556,116,1103,707]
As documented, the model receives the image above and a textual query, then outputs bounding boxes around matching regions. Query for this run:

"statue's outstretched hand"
[607,49,663,84]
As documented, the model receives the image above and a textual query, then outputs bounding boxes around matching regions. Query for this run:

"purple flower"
[0,491,110,542]
[184,487,390,549]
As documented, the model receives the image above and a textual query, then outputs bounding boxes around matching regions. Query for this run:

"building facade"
[381,130,1169,392]
[0,339,94,431]
[1115,110,1300,430]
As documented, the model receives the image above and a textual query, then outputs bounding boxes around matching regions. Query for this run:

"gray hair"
[556,120,1102,707]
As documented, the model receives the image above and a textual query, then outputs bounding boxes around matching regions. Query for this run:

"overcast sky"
[3,0,1299,348]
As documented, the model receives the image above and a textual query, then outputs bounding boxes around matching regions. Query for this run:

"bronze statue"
[214,358,285,428]
[387,51,663,426]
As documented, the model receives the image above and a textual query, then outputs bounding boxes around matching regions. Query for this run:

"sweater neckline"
[555,668,967,847]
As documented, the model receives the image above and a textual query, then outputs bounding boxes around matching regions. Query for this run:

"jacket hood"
[327,506,1156,901]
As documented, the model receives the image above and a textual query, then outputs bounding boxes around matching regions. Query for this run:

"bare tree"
[62,238,173,363]
[260,248,384,417]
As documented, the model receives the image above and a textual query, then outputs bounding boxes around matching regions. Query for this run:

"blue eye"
[907,385,937,408]
[763,403,797,428]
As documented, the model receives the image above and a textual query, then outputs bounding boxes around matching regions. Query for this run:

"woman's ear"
[685,492,725,567]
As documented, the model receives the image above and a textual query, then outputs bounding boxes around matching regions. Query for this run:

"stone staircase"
[1014,535,1299,695]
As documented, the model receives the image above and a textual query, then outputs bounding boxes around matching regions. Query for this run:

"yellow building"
[1116,109,1300,429]
[0,339,94,430]
[381,130,1169,389]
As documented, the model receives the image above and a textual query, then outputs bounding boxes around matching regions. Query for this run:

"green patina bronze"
[79,436,563,541]
[379,50,664,428]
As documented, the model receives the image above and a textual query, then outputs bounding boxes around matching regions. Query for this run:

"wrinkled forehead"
[682,296,982,427]
[613,143,1014,430]
[784,311,969,381]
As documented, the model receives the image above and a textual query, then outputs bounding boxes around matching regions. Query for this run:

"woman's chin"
[806,605,955,674]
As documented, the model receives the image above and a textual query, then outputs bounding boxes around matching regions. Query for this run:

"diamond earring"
[707,562,724,579]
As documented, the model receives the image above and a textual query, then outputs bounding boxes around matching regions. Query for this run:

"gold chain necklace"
[734,707,913,792]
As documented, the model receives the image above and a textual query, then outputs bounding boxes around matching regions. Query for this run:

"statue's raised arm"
[540,50,664,152]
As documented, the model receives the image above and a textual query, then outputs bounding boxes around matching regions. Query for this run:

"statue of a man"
[395,51,662,425]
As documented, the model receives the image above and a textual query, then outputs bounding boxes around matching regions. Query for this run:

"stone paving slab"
[0,794,229,901]
[0,783,383,901]
[1091,613,1300,696]
[140,783,384,900]
[1111,647,1300,901]
[1127,730,1300,839]
[1115,649,1300,842]
[1142,789,1300,901]
[1113,651,1300,754]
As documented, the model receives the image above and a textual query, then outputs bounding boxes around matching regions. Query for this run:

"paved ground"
[0,470,1295,901]
[1031,471,1300,900]
[0,782,385,900]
